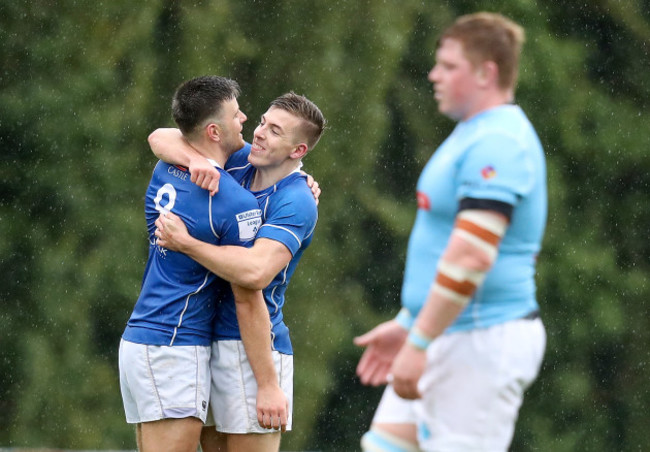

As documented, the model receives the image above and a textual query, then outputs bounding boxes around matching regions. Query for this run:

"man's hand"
[354,320,408,386]
[154,212,191,252]
[302,171,321,205]
[390,343,426,400]
[189,157,220,196]
[256,383,289,432]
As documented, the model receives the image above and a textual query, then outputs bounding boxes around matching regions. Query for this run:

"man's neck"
[462,89,514,121]
[250,161,302,191]
[186,139,229,168]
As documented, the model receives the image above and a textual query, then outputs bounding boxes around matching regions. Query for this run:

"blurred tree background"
[1,0,648,450]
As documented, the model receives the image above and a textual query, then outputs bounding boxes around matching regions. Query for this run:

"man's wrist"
[256,379,281,391]
[178,235,200,255]
[406,326,433,351]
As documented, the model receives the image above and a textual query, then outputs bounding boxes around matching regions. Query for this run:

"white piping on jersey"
[270,329,277,350]
[269,263,290,314]
[208,195,220,239]
[304,222,317,241]
[226,162,251,173]
[257,189,275,219]
[170,272,211,346]
[262,224,302,248]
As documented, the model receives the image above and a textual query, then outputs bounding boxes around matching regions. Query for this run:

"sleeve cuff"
[394,307,415,330]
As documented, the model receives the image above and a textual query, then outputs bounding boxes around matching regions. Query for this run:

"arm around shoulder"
[229,238,293,290]
[148,127,221,195]
[148,128,189,164]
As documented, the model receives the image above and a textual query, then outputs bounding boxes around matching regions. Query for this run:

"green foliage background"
[1,0,648,450]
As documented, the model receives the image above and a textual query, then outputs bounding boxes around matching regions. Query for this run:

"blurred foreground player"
[355,12,547,452]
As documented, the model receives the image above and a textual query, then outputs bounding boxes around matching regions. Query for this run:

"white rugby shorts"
[371,383,419,425]
[205,340,293,434]
[118,339,211,424]
[416,317,546,451]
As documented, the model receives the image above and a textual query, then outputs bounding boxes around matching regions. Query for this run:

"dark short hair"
[171,75,241,136]
[270,92,326,150]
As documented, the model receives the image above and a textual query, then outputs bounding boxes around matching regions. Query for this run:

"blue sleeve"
[210,173,261,249]
[256,183,318,256]
[457,133,536,206]
[225,143,252,170]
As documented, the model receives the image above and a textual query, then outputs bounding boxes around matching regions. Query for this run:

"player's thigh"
[200,427,228,452]
[226,432,281,452]
[135,424,143,452]
[210,340,293,434]
[417,319,546,451]
[139,417,203,452]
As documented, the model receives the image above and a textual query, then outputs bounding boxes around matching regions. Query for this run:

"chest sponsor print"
[236,209,263,240]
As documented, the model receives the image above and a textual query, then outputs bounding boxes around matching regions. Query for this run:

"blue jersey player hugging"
[119,76,282,452]
[151,91,326,452]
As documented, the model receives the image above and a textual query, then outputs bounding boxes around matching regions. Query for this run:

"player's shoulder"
[152,161,197,187]
[225,143,252,170]
[478,106,535,139]
[275,173,317,208]
[215,170,256,204]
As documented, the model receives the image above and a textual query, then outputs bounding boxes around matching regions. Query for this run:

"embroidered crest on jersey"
[481,165,497,180]
[417,191,431,211]
[236,209,262,240]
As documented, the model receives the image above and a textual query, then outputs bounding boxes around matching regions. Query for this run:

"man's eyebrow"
[260,114,286,133]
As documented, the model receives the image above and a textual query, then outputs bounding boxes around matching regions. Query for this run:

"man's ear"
[290,143,309,159]
[476,61,498,87]
[207,123,222,142]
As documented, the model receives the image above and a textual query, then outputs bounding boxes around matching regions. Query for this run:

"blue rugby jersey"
[214,145,318,354]
[122,161,262,346]
[401,105,547,332]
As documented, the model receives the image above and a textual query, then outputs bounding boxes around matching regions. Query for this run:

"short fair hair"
[270,92,326,150]
[171,75,241,137]
[439,12,525,90]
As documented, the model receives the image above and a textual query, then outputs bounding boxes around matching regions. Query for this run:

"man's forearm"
[181,237,288,290]
[232,285,279,388]
[410,209,508,344]
[180,238,264,289]
[148,128,198,166]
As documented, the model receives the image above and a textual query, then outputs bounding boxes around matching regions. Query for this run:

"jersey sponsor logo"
[417,191,431,210]
[156,243,168,257]
[481,165,497,180]
[236,209,262,221]
[237,209,262,240]
[168,165,189,181]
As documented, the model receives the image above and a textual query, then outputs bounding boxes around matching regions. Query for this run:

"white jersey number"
[154,183,177,215]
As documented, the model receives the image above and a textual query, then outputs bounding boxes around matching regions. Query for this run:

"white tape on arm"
[431,210,508,306]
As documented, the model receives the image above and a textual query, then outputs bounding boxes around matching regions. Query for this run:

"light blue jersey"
[123,161,262,346]
[401,105,547,333]
[214,145,318,354]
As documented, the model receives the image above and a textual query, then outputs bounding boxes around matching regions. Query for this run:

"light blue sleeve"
[457,133,536,206]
